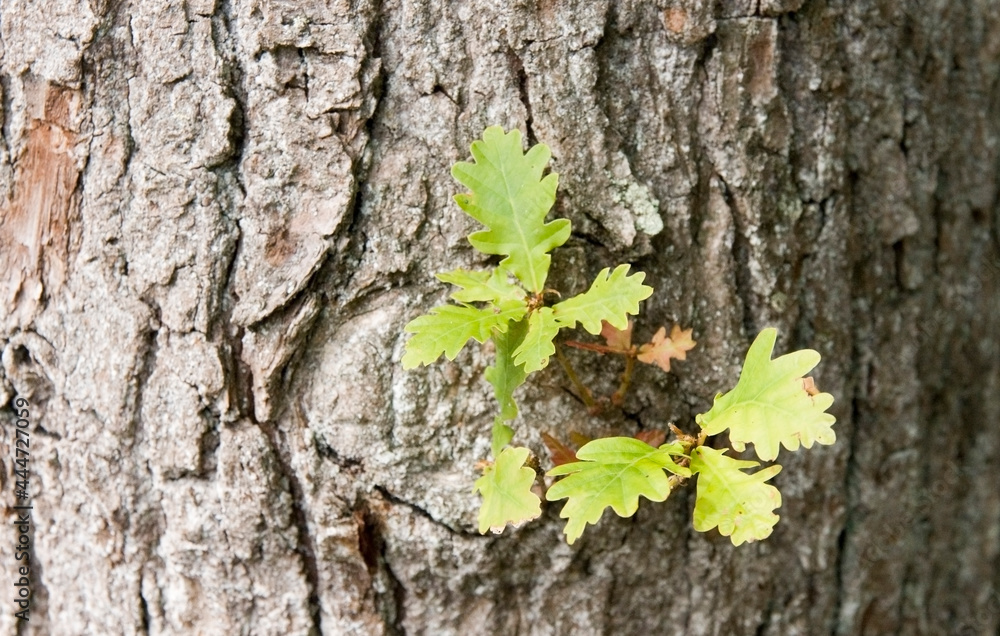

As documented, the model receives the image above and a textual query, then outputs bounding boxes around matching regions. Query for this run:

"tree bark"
[1,0,998,634]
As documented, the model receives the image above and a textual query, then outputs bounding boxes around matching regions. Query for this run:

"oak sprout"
[402,127,836,545]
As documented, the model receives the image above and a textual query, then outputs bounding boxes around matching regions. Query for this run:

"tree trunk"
[1,0,998,633]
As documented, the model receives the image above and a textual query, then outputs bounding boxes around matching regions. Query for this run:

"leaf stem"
[611,355,635,406]
[563,340,626,355]
[554,343,597,411]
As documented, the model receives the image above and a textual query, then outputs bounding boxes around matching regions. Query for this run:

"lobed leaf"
[637,324,696,372]
[546,437,690,544]
[541,432,578,467]
[474,446,542,534]
[451,127,572,293]
[490,418,515,459]
[512,307,560,373]
[436,268,526,305]
[552,265,653,334]
[634,429,667,448]
[601,319,634,352]
[695,328,836,461]
[402,300,527,369]
[690,446,782,546]
[485,318,529,423]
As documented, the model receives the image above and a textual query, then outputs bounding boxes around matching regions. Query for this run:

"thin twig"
[611,355,635,406]
[563,340,625,355]
[554,343,597,410]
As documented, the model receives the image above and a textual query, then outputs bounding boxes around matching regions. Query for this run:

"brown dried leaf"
[634,429,667,448]
[541,432,578,467]
[568,431,593,449]
[802,376,820,396]
[600,319,633,352]
[637,324,696,372]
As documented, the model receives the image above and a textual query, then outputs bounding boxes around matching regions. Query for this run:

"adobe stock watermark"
[857,460,964,566]
[916,254,1000,339]
[855,460,1000,633]
[956,592,1000,636]
[11,396,32,622]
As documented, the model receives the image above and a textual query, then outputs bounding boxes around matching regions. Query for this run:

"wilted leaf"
[634,429,667,448]
[568,431,593,448]
[637,324,696,372]
[601,320,633,352]
[541,432,578,467]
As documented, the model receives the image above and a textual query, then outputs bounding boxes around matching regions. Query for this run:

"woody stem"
[611,355,635,405]
[554,344,597,410]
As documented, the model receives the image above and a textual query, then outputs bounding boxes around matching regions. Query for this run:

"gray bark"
[1,0,998,634]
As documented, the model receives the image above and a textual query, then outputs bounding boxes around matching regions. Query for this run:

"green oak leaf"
[474,446,542,534]
[436,268,526,305]
[512,307,560,373]
[546,437,690,544]
[485,318,529,422]
[402,300,527,369]
[696,328,836,461]
[451,126,572,293]
[552,264,653,334]
[490,418,515,458]
[690,446,782,546]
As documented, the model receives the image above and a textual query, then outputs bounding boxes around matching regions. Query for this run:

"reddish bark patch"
[1,83,82,327]
[264,225,297,266]
[663,8,687,34]
[746,29,777,101]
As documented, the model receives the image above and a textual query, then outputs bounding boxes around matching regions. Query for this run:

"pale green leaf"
[436,268,526,305]
[451,127,572,292]
[552,265,654,334]
[491,418,515,458]
[485,318,529,421]
[402,300,527,369]
[474,446,542,534]
[690,446,782,546]
[695,328,836,461]
[512,308,560,373]
[546,437,690,544]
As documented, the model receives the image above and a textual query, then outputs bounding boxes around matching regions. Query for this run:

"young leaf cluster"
[402,126,837,546]
[545,328,835,545]
[403,127,651,535]
[546,437,690,543]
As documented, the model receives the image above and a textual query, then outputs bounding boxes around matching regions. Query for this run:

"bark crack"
[138,584,151,635]
[257,418,324,634]
[830,365,866,634]
[208,4,322,628]
[373,485,486,539]
[716,173,758,336]
[0,72,11,157]
[355,499,406,635]
[219,303,323,632]
[507,47,536,147]
[327,13,387,306]
[754,595,775,635]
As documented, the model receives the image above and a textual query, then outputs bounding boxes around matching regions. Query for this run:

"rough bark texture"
[1,0,998,634]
